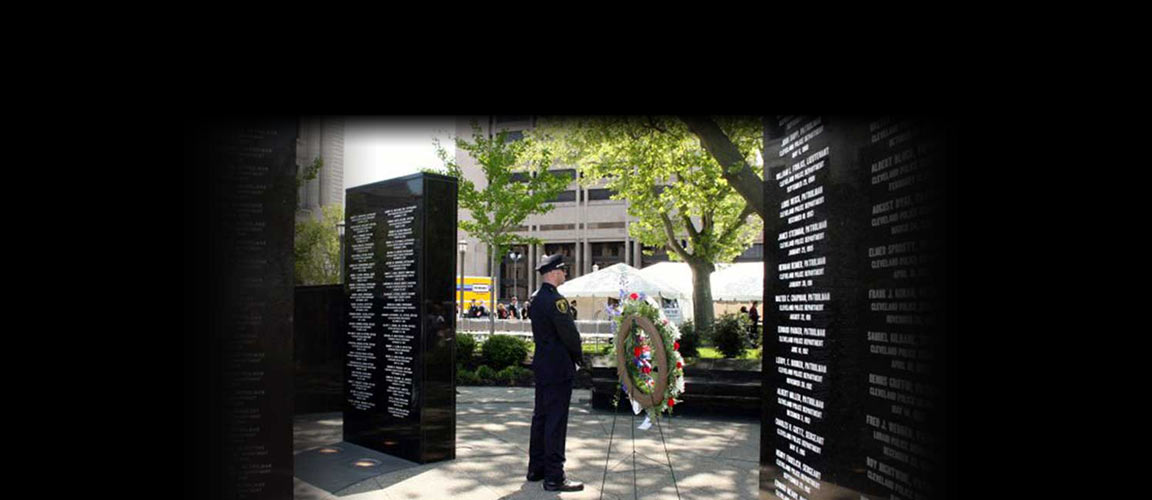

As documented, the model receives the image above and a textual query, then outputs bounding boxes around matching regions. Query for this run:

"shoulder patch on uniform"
[555,299,568,313]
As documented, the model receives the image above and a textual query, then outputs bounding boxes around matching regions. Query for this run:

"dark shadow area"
[293,441,419,495]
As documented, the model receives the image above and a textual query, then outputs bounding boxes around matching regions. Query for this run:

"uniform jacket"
[529,282,583,383]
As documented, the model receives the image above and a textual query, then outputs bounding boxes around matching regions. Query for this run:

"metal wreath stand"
[598,313,682,500]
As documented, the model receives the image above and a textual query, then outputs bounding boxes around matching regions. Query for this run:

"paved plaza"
[294,387,761,500]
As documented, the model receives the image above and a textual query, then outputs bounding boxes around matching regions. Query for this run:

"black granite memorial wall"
[187,117,297,500]
[295,284,345,414]
[760,117,950,500]
[343,172,457,464]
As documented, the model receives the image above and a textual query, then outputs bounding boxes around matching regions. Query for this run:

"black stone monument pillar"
[187,117,297,500]
[343,172,457,464]
[761,117,950,500]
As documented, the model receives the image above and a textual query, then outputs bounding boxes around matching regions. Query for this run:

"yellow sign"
[456,276,493,305]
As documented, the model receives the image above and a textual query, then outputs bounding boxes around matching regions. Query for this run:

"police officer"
[525,254,584,492]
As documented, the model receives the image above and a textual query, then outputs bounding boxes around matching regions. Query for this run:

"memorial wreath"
[608,289,685,418]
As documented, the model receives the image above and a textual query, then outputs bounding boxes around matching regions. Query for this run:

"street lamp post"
[458,240,467,319]
[508,250,522,305]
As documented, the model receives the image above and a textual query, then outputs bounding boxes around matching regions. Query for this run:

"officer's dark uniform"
[526,254,584,491]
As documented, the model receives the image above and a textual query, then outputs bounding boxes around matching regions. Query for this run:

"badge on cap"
[556,299,569,313]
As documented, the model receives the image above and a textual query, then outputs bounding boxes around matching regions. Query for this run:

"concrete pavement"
[293,386,761,500]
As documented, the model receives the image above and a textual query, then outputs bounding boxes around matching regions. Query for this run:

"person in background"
[510,296,522,319]
[570,300,578,320]
[497,303,509,319]
[748,301,760,341]
[469,299,480,318]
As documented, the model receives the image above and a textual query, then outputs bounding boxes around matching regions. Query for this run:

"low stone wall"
[589,356,761,417]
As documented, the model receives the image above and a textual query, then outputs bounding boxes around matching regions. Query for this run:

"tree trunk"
[678,115,790,224]
[678,116,767,220]
[489,244,497,336]
[688,260,716,336]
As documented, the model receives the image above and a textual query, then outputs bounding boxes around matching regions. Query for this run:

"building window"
[587,188,618,201]
[544,243,576,262]
[548,190,576,203]
[550,168,577,180]
[539,223,576,231]
[589,222,626,229]
[591,241,625,268]
[734,243,764,262]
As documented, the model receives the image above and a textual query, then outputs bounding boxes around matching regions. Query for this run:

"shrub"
[457,369,479,386]
[516,366,534,384]
[677,320,702,358]
[496,366,519,386]
[475,365,497,382]
[481,335,530,370]
[712,313,749,359]
[456,333,477,367]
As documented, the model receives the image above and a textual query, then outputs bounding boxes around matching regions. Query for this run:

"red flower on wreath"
[634,347,642,357]
[642,366,651,374]
[676,361,682,369]
[668,398,676,407]
[630,292,639,300]
[673,341,680,351]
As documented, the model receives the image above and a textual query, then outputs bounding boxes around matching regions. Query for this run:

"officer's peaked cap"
[536,254,567,274]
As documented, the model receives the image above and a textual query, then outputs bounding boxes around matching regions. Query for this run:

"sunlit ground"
[294,386,760,499]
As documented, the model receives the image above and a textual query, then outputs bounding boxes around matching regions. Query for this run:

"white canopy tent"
[635,261,764,321]
[557,263,690,324]
[637,262,694,323]
[709,262,764,302]
[558,263,687,299]
[637,262,693,296]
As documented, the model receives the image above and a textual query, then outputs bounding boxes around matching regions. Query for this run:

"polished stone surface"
[762,117,950,500]
[343,173,457,464]
[191,117,298,500]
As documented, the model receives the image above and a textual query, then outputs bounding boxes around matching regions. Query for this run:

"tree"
[297,156,324,192]
[294,203,343,285]
[677,116,784,222]
[531,116,763,333]
[435,122,570,336]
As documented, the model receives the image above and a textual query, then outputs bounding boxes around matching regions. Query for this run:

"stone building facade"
[454,116,763,302]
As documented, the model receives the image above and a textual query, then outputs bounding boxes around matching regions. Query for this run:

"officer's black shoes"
[543,478,584,491]
[526,471,545,482]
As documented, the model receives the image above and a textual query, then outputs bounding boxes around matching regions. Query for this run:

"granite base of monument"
[293,441,419,496]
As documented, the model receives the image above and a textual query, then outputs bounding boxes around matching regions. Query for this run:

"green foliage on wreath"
[613,293,686,417]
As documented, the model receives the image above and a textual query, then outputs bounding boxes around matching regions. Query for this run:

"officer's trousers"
[528,378,574,481]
